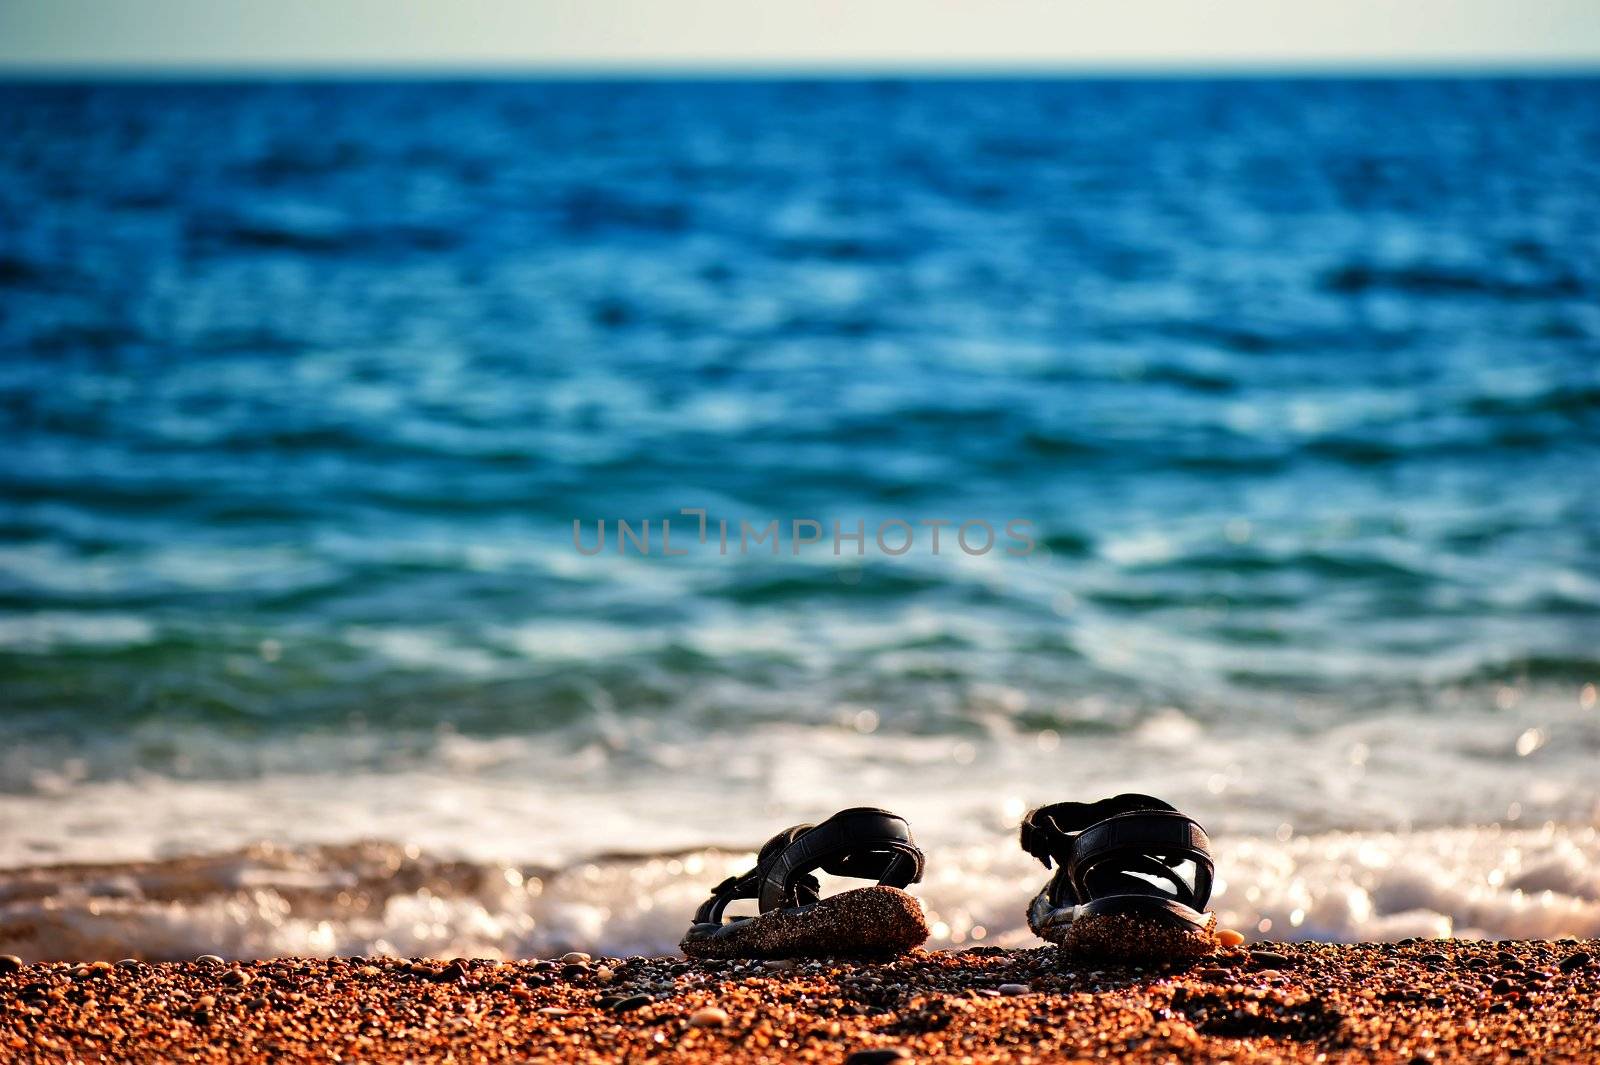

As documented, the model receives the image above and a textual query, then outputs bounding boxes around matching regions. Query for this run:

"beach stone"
[0,954,22,974]
[1249,950,1290,969]
[560,952,591,964]
[115,959,143,971]
[688,1006,729,1028]
[609,994,652,1013]
[997,983,1030,996]
[195,955,225,967]
[845,1049,912,1064]
[432,961,468,984]
[1558,951,1592,972]
[221,969,252,987]
[1217,929,1245,947]
[761,959,797,971]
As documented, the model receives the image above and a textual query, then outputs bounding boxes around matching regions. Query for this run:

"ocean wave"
[2,825,1597,962]
[1322,262,1587,301]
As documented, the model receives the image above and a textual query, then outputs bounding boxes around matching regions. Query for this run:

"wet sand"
[3,939,1596,1063]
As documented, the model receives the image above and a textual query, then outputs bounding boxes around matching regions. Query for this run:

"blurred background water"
[1,77,1598,959]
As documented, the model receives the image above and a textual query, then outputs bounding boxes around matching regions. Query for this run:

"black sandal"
[681,807,928,959]
[1020,793,1218,959]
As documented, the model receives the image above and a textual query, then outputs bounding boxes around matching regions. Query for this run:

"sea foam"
[2,825,1596,962]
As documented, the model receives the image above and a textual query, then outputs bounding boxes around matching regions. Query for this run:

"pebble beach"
[4,939,1596,1064]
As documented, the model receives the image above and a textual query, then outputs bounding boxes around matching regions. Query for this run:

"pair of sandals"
[682,794,1216,960]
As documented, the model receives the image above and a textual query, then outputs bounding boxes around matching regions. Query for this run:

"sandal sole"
[680,885,928,960]
[1029,890,1218,961]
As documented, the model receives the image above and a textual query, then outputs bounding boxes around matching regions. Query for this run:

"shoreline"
[4,939,1596,1063]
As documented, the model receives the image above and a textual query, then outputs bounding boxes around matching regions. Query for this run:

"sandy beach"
[4,938,1596,1063]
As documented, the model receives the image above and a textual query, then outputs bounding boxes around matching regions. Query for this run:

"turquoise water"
[0,78,1597,957]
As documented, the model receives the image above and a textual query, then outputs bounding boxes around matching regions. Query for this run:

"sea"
[1,76,1597,960]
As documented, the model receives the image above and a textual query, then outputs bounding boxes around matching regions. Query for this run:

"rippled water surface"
[0,78,1597,956]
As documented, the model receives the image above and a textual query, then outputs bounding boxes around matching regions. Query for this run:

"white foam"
[1,690,1596,959]
[11,689,1595,866]
[2,824,1597,962]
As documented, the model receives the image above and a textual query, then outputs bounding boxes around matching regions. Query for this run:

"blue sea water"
[0,78,1598,958]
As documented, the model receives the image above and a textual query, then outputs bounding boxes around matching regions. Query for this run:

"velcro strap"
[1069,811,1214,910]
[691,870,760,926]
[1074,812,1209,864]
[757,808,924,913]
[1019,815,1064,868]
[1020,794,1178,871]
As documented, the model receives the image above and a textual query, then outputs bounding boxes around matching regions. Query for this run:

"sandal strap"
[1021,795,1213,910]
[1020,793,1177,868]
[691,823,815,926]
[756,807,924,914]
[690,809,922,928]
[1070,810,1214,910]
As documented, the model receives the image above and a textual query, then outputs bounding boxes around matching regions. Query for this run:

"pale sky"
[2,0,1599,73]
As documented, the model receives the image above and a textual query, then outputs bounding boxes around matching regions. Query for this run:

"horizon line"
[4,58,1600,82]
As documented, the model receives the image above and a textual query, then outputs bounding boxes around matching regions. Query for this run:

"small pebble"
[560,952,591,964]
[195,955,225,967]
[1217,929,1245,947]
[688,1006,729,1028]
[997,983,1030,996]
[537,1007,569,1017]
[0,954,22,974]
[608,994,652,1013]
[221,969,252,987]
[760,959,797,971]
[433,962,468,984]
[1249,950,1290,969]
[115,959,144,971]
[845,1049,912,1065]
[1559,951,1592,972]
